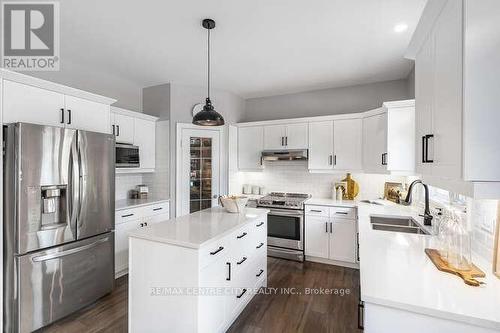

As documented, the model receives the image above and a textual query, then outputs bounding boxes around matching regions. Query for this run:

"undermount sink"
[370,216,430,235]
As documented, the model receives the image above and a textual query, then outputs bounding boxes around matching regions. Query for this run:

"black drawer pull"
[237,232,247,239]
[226,262,231,281]
[153,207,163,211]
[121,213,134,218]
[256,222,264,227]
[140,223,144,227]
[335,211,348,215]
[210,246,224,255]
[237,289,247,299]
[310,209,322,213]
[256,269,264,277]
[256,242,264,249]
[67,109,72,125]
[237,257,247,265]
[60,108,65,124]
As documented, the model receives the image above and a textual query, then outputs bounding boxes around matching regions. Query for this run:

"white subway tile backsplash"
[115,174,143,200]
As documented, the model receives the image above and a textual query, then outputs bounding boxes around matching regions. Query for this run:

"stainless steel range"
[257,192,310,262]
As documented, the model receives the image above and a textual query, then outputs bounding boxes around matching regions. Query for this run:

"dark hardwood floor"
[40,258,361,333]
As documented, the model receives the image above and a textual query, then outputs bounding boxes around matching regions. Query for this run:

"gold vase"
[342,173,359,200]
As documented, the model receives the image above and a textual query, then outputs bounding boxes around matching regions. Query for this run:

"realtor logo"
[2,1,60,71]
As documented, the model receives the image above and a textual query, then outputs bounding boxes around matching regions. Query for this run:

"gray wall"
[406,66,415,99]
[143,83,245,217]
[26,60,143,111]
[243,79,411,122]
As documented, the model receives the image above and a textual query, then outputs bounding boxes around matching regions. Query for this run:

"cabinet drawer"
[330,206,356,219]
[200,238,231,269]
[115,207,144,225]
[305,205,330,217]
[144,202,169,217]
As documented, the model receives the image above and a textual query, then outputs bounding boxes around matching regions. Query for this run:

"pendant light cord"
[207,28,211,99]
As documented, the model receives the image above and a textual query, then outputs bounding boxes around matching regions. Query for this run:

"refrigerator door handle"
[68,136,80,237]
[31,237,109,262]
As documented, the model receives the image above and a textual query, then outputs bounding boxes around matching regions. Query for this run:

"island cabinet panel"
[128,210,268,333]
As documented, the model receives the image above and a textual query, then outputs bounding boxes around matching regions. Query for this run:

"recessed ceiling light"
[394,23,408,33]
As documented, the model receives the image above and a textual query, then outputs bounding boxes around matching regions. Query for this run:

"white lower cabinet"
[305,205,358,265]
[114,201,169,277]
[129,215,267,333]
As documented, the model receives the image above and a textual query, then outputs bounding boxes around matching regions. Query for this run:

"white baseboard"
[115,269,128,279]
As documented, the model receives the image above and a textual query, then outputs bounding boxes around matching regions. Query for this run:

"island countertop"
[128,207,269,249]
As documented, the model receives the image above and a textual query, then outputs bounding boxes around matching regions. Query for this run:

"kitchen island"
[128,207,269,333]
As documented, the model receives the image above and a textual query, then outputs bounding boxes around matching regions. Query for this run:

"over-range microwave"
[116,143,140,168]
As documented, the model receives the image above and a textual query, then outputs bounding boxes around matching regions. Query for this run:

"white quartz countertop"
[128,207,269,249]
[115,197,170,211]
[357,200,500,330]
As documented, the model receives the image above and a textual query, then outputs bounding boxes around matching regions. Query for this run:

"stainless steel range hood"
[261,149,308,161]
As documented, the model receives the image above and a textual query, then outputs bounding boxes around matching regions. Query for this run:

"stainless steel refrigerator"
[3,123,115,333]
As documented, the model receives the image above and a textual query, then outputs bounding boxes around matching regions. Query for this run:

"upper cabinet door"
[285,123,308,149]
[113,113,135,144]
[430,0,463,180]
[333,119,362,171]
[238,126,264,170]
[263,125,286,150]
[134,118,156,170]
[363,113,388,173]
[64,95,111,134]
[3,80,65,127]
[308,121,333,170]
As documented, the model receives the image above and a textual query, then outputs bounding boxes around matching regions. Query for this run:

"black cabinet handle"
[237,232,247,239]
[425,134,434,163]
[226,262,231,281]
[67,109,72,125]
[140,223,144,227]
[285,136,288,146]
[310,209,322,213]
[281,137,284,146]
[358,301,365,329]
[60,108,65,124]
[335,211,348,215]
[121,213,134,218]
[144,222,148,226]
[153,207,163,211]
[237,257,247,265]
[256,269,264,277]
[334,155,337,166]
[112,125,115,135]
[329,155,333,165]
[117,125,120,136]
[325,222,328,233]
[256,222,264,227]
[421,136,426,163]
[237,289,247,299]
[356,232,360,262]
[209,246,224,255]
[330,222,333,233]
[381,152,387,166]
[256,242,264,249]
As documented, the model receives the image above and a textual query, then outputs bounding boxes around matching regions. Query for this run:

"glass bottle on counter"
[447,211,472,271]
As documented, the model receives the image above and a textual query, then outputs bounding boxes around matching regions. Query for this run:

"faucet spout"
[403,180,433,226]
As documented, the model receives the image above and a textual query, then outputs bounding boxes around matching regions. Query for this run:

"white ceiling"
[58,0,426,98]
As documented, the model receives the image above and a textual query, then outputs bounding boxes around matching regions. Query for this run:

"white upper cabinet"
[1,72,115,134]
[285,123,308,149]
[3,80,66,127]
[308,121,334,170]
[111,111,135,144]
[263,125,286,150]
[263,123,308,150]
[407,0,500,197]
[363,111,388,174]
[333,118,362,171]
[238,126,264,170]
[134,117,156,170]
[64,95,111,133]
[111,107,158,173]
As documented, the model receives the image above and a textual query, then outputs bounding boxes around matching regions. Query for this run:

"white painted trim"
[175,123,225,217]
[236,106,385,127]
[305,256,360,269]
[0,69,116,105]
[111,106,159,121]
[116,168,155,174]
[405,0,448,59]
[382,99,415,109]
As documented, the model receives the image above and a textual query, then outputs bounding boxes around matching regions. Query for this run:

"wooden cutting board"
[425,248,485,287]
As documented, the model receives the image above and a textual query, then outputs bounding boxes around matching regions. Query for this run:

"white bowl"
[219,196,249,213]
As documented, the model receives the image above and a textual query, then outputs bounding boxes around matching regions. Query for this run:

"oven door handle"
[268,209,304,217]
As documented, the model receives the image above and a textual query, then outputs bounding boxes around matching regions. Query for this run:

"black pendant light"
[192,18,225,126]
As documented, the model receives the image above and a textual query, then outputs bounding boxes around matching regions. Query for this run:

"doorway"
[177,126,221,216]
